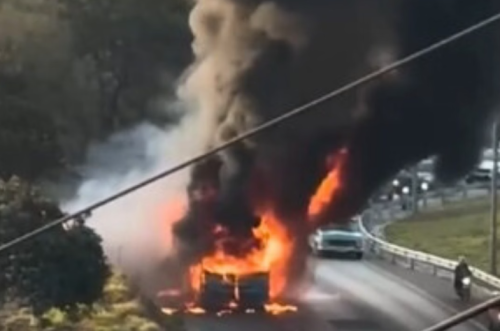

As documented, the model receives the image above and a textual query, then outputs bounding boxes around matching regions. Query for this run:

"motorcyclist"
[454,256,472,293]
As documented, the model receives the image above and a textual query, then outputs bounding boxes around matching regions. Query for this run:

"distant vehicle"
[370,184,392,203]
[482,148,500,162]
[198,270,269,312]
[309,217,364,259]
[389,171,432,200]
[417,158,435,174]
[465,168,492,185]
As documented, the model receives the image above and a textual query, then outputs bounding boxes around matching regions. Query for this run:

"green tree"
[58,0,192,130]
[0,0,74,180]
[0,0,192,181]
[0,101,66,181]
[0,177,110,316]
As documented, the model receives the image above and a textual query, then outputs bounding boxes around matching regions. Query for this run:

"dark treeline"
[0,0,192,324]
[0,0,192,182]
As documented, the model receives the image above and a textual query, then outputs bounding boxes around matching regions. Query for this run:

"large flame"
[308,148,348,222]
[189,210,293,299]
[160,149,348,315]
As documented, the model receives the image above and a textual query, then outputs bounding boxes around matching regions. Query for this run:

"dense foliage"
[0,272,183,331]
[0,177,110,315]
[0,0,191,325]
[0,0,191,181]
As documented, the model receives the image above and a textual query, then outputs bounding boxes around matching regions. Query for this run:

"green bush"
[386,198,500,270]
[38,271,167,331]
[1,270,179,331]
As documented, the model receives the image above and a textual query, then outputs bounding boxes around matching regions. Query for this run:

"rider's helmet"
[458,256,467,264]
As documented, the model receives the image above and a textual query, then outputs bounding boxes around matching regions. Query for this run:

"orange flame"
[158,195,188,253]
[189,210,293,300]
[264,303,298,315]
[159,150,350,315]
[307,148,347,222]
[160,211,297,315]
[187,307,206,314]
[161,308,177,315]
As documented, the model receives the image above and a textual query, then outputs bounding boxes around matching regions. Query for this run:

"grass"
[385,197,500,272]
[0,272,184,331]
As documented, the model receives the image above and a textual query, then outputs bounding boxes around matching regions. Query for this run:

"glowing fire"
[162,303,298,316]
[264,303,298,315]
[189,210,293,299]
[308,148,347,221]
[160,148,348,316]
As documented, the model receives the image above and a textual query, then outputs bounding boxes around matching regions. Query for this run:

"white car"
[309,217,364,259]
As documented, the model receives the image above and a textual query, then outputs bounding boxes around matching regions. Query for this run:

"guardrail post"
[440,188,447,206]
[361,202,500,293]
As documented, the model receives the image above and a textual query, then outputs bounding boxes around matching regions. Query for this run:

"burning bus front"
[199,270,270,312]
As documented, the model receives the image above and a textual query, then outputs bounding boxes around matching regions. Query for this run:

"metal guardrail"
[359,211,500,292]
[375,182,490,205]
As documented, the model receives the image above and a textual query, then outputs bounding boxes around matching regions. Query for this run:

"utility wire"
[422,294,500,331]
[2,10,500,255]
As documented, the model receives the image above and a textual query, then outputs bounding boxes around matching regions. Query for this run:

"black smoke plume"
[170,0,500,284]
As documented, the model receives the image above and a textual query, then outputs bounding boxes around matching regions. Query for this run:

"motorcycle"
[456,276,472,302]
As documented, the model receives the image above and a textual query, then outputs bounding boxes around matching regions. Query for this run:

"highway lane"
[313,256,485,331]
[182,188,490,331]
[183,255,486,331]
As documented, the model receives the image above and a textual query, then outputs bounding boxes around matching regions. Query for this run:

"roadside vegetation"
[0,0,191,329]
[0,272,184,331]
[385,197,500,271]
[0,0,191,184]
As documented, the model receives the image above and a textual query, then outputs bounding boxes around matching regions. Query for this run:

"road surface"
[182,188,490,331]
[183,255,487,331]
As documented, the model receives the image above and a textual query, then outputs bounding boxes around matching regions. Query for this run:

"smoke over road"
[64,0,500,298]
[163,0,500,294]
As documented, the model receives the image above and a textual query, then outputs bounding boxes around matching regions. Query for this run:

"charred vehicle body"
[198,270,270,312]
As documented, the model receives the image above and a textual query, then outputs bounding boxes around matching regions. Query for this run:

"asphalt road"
[183,255,487,331]
[182,187,491,331]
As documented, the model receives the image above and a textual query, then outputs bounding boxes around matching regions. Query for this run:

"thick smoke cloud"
[337,0,500,218]
[172,0,500,273]
[62,94,210,278]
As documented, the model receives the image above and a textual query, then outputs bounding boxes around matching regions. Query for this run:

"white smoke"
[62,94,208,271]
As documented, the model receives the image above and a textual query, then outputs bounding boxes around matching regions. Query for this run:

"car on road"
[198,270,269,312]
[308,217,364,259]
[465,168,492,185]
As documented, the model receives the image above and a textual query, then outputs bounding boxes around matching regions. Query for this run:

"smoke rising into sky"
[61,95,208,270]
[173,0,500,280]
[64,0,500,287]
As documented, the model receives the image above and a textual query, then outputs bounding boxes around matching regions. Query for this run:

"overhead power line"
[422,294,500,331]
[2,10,500,255]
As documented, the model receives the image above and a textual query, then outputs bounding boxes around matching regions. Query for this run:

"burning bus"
[159,266,298,315]
[157,210,295,315]
[198,270,270,312]
[157,150,349,315]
